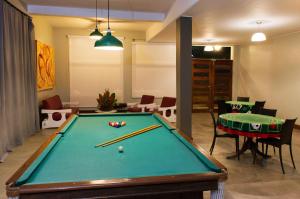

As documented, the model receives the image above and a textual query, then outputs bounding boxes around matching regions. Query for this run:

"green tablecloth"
[219,113,284,133]
[226,101,255,113]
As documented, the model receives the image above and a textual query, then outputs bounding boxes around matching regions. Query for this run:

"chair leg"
[210,136,217,155]
[273,146,276,154]
[262,143,264,157]
[266,144,269,156]
[289,145,296,169]
[235,138,240,160]
[253,141,257,164]
[279,146,285,174]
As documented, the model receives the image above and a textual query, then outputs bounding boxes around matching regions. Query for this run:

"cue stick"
[95,125,160,147]
[100,125,160,145]
[95,125,162,148]
[95,125,161,147]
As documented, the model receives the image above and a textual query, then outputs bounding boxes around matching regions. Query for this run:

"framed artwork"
[36,41,55,91]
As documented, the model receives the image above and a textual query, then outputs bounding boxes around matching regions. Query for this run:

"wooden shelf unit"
[192,59,232,112]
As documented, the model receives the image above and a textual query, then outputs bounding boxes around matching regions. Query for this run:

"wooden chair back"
[252,101,266,114]
[217,100,228,116]
[259,108,277,117]
[280,119,297,145]
[237,96,250,102]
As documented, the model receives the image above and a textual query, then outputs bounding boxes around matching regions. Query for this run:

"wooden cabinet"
[192,59,232,112]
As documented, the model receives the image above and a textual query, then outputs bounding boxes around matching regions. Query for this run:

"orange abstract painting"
[36,41,55,91]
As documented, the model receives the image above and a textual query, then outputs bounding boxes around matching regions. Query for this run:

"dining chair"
[254,119,297,174]
[237,96,250,102]
[209,109,240,160]
[217,100,230,116]
[251,101,266,114]
[258,108,277,117]
[258,108,278,154]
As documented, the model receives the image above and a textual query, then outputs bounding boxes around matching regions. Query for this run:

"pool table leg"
[211,181,224,199]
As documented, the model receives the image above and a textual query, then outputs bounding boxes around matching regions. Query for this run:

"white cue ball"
[118,146,124,153]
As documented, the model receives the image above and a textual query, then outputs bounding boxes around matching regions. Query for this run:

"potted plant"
[96,89,117,111]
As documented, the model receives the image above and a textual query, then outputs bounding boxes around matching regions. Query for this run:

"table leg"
[211,181,224,199]
[253,140,271,159]
[227,137,253,159]
[227,137,271,159]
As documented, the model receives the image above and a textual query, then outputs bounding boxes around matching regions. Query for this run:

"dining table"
[226,101,255,113]
[218,113,284,158]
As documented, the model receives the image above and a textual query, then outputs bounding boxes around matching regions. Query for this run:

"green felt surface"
[220,113,283,124]
[17,113,221,186]
[226,101,255,106]
[219,113,284,133]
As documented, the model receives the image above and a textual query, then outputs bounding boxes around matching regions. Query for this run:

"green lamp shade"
[90,28,103,40]
[94,32,123,50]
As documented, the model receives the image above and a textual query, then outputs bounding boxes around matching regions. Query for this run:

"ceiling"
[152,0,300,44]
[24,0,300,45]
[23,0,175,14]
[33,15,154,32]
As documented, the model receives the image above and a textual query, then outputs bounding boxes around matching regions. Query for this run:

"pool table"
[7,113,227,199]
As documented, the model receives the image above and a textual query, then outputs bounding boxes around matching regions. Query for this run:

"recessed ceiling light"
[204,45,214,51]
[251,21,267,42]
[214,45,222,51]
[251,32,266,42]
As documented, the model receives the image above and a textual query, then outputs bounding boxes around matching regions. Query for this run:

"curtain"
[132,42,176,98]
[0,0,40,161]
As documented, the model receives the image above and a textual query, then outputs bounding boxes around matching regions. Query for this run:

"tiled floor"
[1,113,300,198]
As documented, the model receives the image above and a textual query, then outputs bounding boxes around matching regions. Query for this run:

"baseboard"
[193,108,218,113]
[0,152,8,163]
[193,109,208,113]
[294,124,300,130]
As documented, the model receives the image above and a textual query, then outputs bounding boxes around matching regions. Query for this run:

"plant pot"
[99,106,113,112]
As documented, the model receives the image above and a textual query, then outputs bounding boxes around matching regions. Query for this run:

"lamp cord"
[128,0,134,20]
[108,0,110,30]
[96,0,98,28]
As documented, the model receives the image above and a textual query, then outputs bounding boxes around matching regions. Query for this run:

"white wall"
[235,32,300,124]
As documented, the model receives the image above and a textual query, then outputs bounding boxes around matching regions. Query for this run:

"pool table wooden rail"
[6,113,227,199]
[6,115,77,197]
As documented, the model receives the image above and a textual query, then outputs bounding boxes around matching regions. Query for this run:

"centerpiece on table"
[96,89,117,112]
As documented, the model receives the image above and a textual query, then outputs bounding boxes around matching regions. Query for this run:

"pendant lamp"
[95,0,123,50]
[90,0,103,40]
